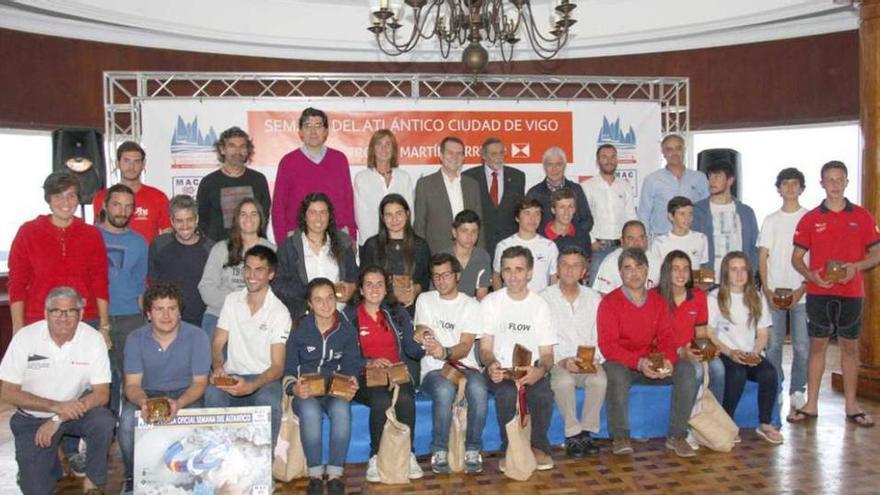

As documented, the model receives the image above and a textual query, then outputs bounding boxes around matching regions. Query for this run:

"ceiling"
[0,0,859,63]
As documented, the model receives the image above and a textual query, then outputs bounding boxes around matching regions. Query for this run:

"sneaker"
[578,432,600,456]
[498,457,506,473]
[366,455,380,482]
[665,437,697,458]
[790,391,807,411]
[431,450,450,474]
[408,453,424,479]
[685,430,701,451]
[532,448,554,470]
[67,452,87,478]
[564,435,586,458]
[120,478,134,495]
[306,478,324,495]
[611,438,633,455]
[464,450,483,474]
[327,477,345,495]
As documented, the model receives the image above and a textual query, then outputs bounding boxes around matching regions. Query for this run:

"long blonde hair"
[717,251,762,328]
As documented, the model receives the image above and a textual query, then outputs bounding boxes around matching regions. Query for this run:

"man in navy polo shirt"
[118,282,211,494]
[791,161,880,426]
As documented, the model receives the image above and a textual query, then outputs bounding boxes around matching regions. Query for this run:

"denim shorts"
[805,295,863,339]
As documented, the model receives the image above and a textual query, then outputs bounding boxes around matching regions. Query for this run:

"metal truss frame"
[103,72,688,171]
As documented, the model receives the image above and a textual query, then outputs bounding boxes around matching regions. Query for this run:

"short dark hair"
[821,160,848,179]
[104,183,135,206]
[43,170,80,203]
[775,167,806,189]
[440,136,465,154]
[596,143,617,159]
[558,245,589,261]
[116,141,146,161]
[299,107,328,129]
[244,245,277,273]
[481,137,503,156]
[169,194,198,217]
[143,282,183,318]
[515,197,543,219]
[306,277,336,301]
[705,160,736,179]
[621,220,646,238]
[667,195,693,215]
[430,252,462,274]
[452,209,481,229]
[550,187,575,207]
[214,126,255,163]
[501,245,534,270]
[618,247,648,271]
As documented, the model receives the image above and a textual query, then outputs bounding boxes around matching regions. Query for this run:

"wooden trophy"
[386,362,410,385]
[329,373,357,401]
[825,260,846,283]
[334,281,346,300]
[441,362,465,386]
[299,373,327,397]
[392,274,414,302]
[690,338,718,362]
[511,344,533,380]
[213,376,239,387]
[365,367,389,388]
[740,353,762,366]
[772,288,793,307]
[144,397,172,424]
[574,345,597,373]
[692,268,716,286]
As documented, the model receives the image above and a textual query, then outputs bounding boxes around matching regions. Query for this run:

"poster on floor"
[134,406,272,495]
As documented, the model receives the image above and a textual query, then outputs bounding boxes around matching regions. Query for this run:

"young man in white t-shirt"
[481,245,557,471]
[650,196,709,267]
[593,220,662,295]
[205,245,291,443]
[758,167,809,420]
[415,253,488,475]
[0,287,114,495]
[541,246,606,458]
[492,197,559,292]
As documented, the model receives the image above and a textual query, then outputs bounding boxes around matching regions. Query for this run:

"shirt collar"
[545,177,566,192]
[818,198,853,213]
[301,146,327,164]
[543,220,575,240]
[621,286,647,307]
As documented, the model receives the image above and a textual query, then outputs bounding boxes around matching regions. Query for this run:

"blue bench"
[321,381,780,462]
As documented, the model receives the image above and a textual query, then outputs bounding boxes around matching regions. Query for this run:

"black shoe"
[579,435,600,456]
[307,477,324,495]
[327,477,345,495]
[565,435,586,458]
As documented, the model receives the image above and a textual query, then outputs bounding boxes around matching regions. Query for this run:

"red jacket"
[8,215,109,324]
[598,287,678,370]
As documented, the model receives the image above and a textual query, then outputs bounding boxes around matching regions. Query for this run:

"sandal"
[755,426,784,444]
[786,408,818,423]
[846,411,875,428]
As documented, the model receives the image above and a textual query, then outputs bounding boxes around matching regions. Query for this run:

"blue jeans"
[117,388,199,479]
[11,408,114,495]
[766,303,808,396]
[204,376,282,444]
[693,357,726,401]
[201,312,219,343]
[421,369,489,453]
[108,314,146,417]
[720,355,778,425]
[486,372,554,454]
[292,395,351,478]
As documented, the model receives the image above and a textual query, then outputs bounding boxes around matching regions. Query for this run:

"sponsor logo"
[507,323,531,332]
[511,142,530,158]
[596,116,637,150]
[816,222,827,233]
[306,346,316,353]
[170,115,220,169]
[27,354,47,362]
[70,360,90,366]
[172,176,202,196]
[849,222,859,229]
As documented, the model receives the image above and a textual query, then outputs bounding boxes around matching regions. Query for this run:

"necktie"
[489,171,499,207]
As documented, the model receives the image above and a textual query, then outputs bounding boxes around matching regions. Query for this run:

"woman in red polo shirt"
[342,264,425,482]
[656,250,725,401]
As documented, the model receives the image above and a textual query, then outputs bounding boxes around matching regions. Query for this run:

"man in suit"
[414,136,484,254]
[527,146,594,240]
[463,137,525,263]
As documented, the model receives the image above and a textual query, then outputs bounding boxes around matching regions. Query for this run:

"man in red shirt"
[92,141,171,244]
[791,161,880,426]
[598,247,699,457]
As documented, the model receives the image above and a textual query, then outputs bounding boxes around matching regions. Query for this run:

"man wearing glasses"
[272,107,357,244]
[0,287,113,495]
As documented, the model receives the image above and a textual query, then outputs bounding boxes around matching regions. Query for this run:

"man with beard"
[197,127,272,242]
[98,184,148,415]
[148,194,215,326]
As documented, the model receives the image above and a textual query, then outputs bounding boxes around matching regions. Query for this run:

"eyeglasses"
[301,123,325,130]
[432,271,455,281]
[48,308,81,319]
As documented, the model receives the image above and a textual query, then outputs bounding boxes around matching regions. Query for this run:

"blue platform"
[320,381,781,462]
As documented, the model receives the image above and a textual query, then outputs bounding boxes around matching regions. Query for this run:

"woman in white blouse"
[354,129,414,246]
[708,251,783,444]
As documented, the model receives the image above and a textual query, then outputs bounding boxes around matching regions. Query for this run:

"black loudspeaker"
[697,148,741,198]
[52,128,106,204]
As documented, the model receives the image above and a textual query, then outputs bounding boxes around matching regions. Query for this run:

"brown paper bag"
[689,363,738,452]
[447,378,468,473]
[503,384,536,481]
[376,384,412,484]
[273,376,308,481]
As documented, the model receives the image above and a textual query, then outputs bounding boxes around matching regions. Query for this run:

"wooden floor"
[3,343,878,494]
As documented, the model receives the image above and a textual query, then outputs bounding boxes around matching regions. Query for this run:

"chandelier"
[367,0,577,74]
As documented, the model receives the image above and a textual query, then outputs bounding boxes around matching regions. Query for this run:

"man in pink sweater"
[272,107,357,245]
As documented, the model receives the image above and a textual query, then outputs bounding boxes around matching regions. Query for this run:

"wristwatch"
[50,414,61,423]
[444,346,453,361]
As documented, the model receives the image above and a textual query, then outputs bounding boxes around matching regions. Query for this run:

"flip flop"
[786,408,818,423]
[846,412,875,428]
[755,426,784,445]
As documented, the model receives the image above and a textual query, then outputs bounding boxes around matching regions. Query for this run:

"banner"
[140,97,662,213]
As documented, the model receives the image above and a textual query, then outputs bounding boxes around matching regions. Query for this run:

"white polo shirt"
[592,247,662,295]
[481,288,557,368]
[0,321,110,418]
[540,284,604,362]
[650,230,709,267]
[708,290,772,352]
[217,287,292,375]
[414,291,482,379]
[493,233,559,293]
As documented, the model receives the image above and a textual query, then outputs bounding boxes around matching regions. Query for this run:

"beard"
[108,214,131,229]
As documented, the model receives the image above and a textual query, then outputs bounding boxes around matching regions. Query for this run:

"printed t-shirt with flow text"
[414,291,482,380]
[480,287,557,369]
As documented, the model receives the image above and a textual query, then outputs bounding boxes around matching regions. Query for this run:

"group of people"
[1,106,878,495]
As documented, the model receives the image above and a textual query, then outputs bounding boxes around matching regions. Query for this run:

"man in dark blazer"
[463,137,526,263]
[414,136,485,254]
[527,146,594,238]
